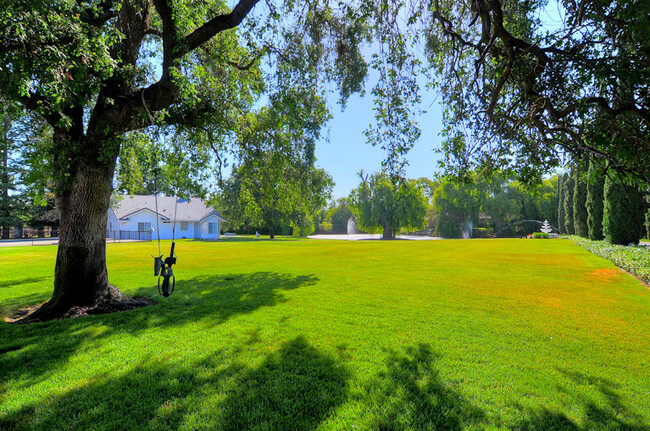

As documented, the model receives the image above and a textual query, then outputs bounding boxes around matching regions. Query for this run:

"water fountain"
[461,220,473,239]
[347,217,357,235]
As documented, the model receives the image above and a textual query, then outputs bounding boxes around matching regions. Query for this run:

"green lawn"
[1,238,649,430]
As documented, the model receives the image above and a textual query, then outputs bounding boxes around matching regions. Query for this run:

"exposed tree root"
[12,286,155,324]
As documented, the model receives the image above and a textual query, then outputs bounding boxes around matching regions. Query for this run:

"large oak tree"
[0,0,269,321]
[1,0,371,321]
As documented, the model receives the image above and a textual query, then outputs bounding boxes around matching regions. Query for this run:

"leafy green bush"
[532,232,549,239]
[571,236,650,285]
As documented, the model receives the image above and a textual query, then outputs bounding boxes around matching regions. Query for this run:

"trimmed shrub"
[603,176,645,245]
[557,174,566,234]
[573,167,588,237]
[563,174,575,235]
[586,160,605,240]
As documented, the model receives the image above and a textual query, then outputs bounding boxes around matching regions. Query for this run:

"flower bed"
[571,236,650,285]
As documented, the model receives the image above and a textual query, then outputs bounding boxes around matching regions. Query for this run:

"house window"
[208,222,218,234]
[138,222,151,232]
[180,222,188,231]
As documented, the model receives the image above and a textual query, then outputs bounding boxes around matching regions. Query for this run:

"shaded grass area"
[1,238,649,430]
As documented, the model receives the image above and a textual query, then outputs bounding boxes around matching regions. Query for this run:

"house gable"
[118,208,170,221]
[200,212,227,223]
[109,195,227,240]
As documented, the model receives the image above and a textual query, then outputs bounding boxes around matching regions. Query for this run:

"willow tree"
[219,88,334,239]
[351,172,427,239]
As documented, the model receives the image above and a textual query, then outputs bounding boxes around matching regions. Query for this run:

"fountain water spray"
[347,217,357,235]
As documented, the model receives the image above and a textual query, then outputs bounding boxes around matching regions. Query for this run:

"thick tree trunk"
[54,164,115,303]
[382,226,393,239]
[269,221,275,239]
[20,139,147,322]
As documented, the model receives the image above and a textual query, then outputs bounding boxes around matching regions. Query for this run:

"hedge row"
[571,236,650,285]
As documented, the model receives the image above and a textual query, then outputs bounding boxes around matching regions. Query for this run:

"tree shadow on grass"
[0,276,50,289]
[512,368,649,430]
[126,271,319,329]
[0,350,232,431]
[0,272,317,396]
[0,336,348,431]
[216,335,350,430]
[362,344,485,430]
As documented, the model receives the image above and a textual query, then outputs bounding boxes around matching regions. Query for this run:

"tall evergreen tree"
[586,159,605,240]
[0,102,22,239]
[573,164,589,237]
[557,174,566,234]
[563,174,575,235]
[603,176,645,245]
[0,118,12,239]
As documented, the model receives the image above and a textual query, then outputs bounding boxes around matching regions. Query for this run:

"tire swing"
[152,191,179,298]
[142,91,179,298]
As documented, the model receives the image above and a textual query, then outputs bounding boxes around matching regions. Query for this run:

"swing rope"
[171,192,179,243]
[153,169,162,258]
[142,91,177,298]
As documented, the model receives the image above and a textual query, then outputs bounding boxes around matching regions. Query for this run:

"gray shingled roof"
[112,195,226,222]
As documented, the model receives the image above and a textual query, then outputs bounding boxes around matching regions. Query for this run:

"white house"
[107,195,226,240]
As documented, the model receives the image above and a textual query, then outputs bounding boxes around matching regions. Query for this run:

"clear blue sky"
[315,87,444,200]
[313,1,566,200]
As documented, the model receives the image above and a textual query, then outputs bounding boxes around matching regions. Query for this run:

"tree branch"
[176,0,262,60]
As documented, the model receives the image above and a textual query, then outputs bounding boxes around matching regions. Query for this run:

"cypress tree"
[603,175,645,245]
[586,159,605,240]
[557,174,565,234]
[563,174,575,235]
[573,164,589,237]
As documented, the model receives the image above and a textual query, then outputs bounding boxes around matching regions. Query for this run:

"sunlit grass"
[1,238,649,430]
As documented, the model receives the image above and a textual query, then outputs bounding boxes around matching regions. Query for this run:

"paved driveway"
[0,238,59,247]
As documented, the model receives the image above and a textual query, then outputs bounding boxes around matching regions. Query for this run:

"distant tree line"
[319,167,649,244]
[424,174,560,239]
[316,172,559,239]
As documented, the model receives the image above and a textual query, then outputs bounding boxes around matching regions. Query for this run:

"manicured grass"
[571,235,650,284]
[1,238,649,430]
